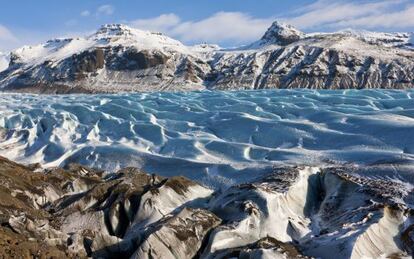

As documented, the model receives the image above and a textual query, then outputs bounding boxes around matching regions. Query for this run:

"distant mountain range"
[0,22,413,93]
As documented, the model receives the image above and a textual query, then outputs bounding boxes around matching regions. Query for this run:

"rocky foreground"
[0,156,413,258]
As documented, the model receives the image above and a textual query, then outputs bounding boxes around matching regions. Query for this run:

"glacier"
[1,89,414,188]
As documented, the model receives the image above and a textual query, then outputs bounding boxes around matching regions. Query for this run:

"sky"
[0,0,413,51]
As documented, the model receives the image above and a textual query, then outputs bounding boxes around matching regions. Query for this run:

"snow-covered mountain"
[0,22,413,93]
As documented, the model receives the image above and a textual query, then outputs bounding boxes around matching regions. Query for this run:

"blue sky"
[0,0,413,51]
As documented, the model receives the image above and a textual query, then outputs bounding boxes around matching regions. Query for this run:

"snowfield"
[1,89,414,188]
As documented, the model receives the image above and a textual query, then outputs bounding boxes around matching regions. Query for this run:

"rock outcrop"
[0,156,413,258]
[0,22,413,93]
[258,21,306,46]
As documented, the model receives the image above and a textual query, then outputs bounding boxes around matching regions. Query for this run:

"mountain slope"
[0,22,413,93]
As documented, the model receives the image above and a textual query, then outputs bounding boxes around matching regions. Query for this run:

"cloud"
[96,5,114,16]
[127,1,414,46]
[332,5,414,29]
[284,0,414,30]
[171,12,272,43]
[0,25,18,42]
[0,24,19,51]
[130,12,273,44]
[130,14,181,32]
[80,10,90,17]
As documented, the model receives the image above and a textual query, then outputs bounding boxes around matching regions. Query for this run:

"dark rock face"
[176,57,209,83]
[72,48,105,79]
[8,52,23,67]
[106,48,170,71]
[0,156,413,258]
[208,237,310,259]
[0,156,102,258]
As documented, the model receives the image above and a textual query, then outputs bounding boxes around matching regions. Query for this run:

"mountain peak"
[93,24,136,39]
[260,21,305,46]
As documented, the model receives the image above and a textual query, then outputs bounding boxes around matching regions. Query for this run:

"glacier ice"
[0,89,414,188]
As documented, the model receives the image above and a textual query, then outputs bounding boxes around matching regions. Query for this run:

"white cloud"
[0,24,19,51]
[284,0,414,30]
[130,12,273,44]
[332,5,414,29]
[126,1,414,46]
[97,5,114,16]
[130,13,181,32]
[80,10,90,17]
[0,24,18,42]
[171,12,272,43]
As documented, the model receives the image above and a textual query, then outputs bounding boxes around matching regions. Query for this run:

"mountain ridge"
[0,21,413,93]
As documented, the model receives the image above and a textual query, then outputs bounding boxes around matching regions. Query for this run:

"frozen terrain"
[1,89,414,188]
[0,156,413,258]
[0,89,414,258]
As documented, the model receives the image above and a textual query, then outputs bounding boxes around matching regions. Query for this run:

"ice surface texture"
[1,89,414,188]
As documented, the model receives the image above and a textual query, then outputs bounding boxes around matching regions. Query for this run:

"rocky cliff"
[0,156,412,258]
[0,22,413,93]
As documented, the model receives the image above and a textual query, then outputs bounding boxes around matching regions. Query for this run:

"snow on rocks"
[258,21,306,46]
[0,156,413,258]
[126,176,213,235]
[207,236,310,259]
[1,21,413,92]
[339,29,414,48]
[131,207,221,259]
[203,167,318,255]
[351,205,410,258]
